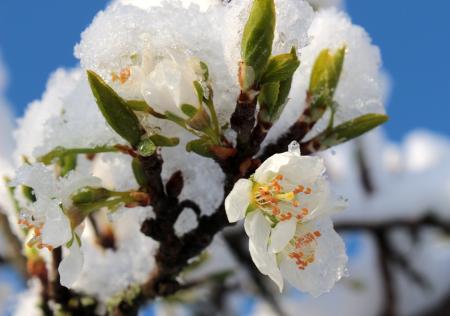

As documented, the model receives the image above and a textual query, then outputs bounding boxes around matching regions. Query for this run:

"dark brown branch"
[230,90,258,153]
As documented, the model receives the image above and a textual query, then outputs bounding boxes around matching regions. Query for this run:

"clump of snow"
[307,0,344,10]
[74,206,157,302]
[265,8,388,145]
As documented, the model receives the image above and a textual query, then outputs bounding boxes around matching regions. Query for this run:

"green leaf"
[260,47,300,84]
[308,47,346,119]
[180,103,198,118]
[199,61,209,81]
[148,134,180,147]
[87,70,143,146]
[319,114,388,147]
[241,0,276,85]
[137,138,157,157]
[186,138,213,158]
[258,77,293,123]
[131,158,149,187]
[193,81,204,105]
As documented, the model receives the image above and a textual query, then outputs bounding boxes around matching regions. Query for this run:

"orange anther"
[304,187,312,194]
[314,231,321,237]
[294,185,304,194]
[276,175,284,180]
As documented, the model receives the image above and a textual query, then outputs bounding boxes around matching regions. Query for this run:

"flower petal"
[249,240,283,292]
[58,242,84,288]
[41,200,72,248]
[225,178,252,222]
[269,218,296,253]
[244,211,270,250]
[279,218,347,297]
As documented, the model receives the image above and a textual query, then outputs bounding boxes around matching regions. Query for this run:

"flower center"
[18,212,54,251]
[253,174,313,223]
[111,67,131,84]
[288,230,321,270]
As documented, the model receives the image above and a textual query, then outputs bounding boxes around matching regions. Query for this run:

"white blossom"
[225,143,347,295]
[13,163,101,287]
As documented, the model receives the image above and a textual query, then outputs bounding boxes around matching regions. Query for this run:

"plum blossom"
[13,163,101,287]
[225,142,347,295]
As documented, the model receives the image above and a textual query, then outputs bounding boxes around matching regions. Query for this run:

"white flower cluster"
[225,142,347,295]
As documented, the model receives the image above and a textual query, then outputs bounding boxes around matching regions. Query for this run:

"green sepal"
[318,113,388,148]
[186,137,214,158]
[87,70,143,146]
[241,0,276,85]
[137,138,156,157]
[148,134,180,147]
[260,47,300,84]
[131,158,150,187]
[308,47,346,120]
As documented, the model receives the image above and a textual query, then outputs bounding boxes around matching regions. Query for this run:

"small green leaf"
[260,48,300,84]
[131,158,149,187]
[319,114,388,148]
[87,70,143,146]
[180,103,198,118]
[186,138,213,158]
[193,81,204,105]
[241,0,276,85]
[148,134,180,147]
[308,47,346,120]
[258,77,293,123]
[137,138,156,157]
[199,61,209,81]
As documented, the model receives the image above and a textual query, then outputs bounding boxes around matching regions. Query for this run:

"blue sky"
[0,0,449,141]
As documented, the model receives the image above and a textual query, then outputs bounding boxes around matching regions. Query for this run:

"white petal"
[278,154,326,185]
[58,242,84,288]
[254,153,290,183]
[13,164,57,199]
[249,240,284,292]
[224,179,252,223]
[269,218,296,253]
[279,218,347,297]
[244,211,270,250]
[41,200,72,248]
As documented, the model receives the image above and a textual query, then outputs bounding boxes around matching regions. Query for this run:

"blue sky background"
[0,0,449,141]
